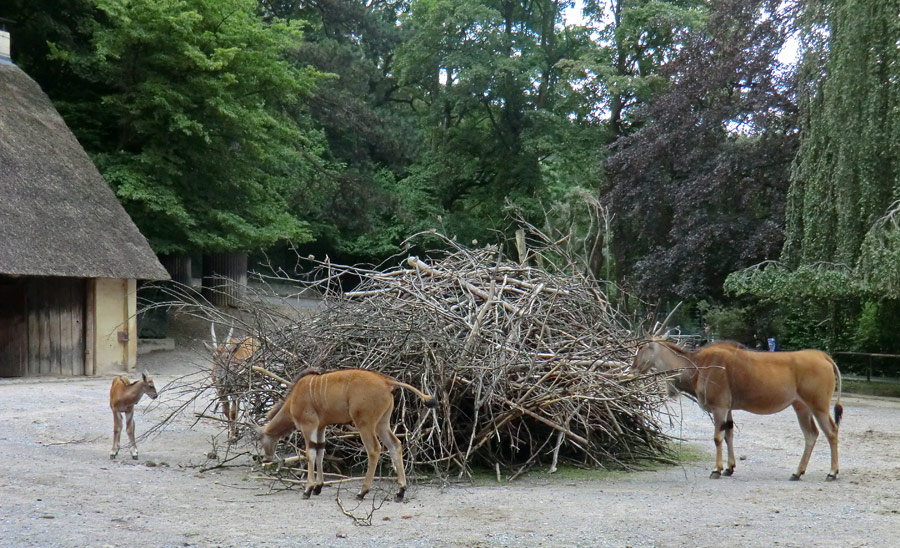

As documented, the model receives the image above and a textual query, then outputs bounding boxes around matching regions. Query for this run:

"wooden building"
[0,44,169,377]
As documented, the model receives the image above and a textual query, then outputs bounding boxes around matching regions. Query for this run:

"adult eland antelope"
[632,340,843,481]
[259,369,438,501]
[207,323,261,440]
[109,372,158,459]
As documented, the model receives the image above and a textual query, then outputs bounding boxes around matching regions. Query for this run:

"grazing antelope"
[259,369,438,501]
[207,323,261,440]
[109,372,158,460]
[632,340,843,481]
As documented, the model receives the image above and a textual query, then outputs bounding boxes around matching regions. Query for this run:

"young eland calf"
[259,369,438,501]
[109,372,158,460]
[632,340,843,481]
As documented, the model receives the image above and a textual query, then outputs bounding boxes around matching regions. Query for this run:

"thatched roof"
[0,63,169,280]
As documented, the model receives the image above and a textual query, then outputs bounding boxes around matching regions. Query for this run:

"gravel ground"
[2,345,899,548]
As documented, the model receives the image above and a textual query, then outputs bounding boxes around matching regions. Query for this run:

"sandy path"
[1,351,898,547]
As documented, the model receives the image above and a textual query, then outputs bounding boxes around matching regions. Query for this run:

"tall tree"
[726,0,900,299]
[393,0,603,244]
[256,0,426,259]
[721,0,900,350]
[581,0,703,140]
[6,0,328,254]
[557,0,703,277]
[782,0,900,273]
[604,0,797,300]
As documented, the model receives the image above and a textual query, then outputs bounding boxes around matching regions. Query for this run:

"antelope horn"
[225,326,234,344]
[653,301,682,337]
[210,322,218,349]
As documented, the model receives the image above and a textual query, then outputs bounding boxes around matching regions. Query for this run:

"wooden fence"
[833,352,900,382]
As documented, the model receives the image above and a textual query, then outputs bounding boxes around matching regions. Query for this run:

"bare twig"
[144,226,671,487]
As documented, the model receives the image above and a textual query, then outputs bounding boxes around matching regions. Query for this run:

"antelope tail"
[389,380,439,408]
[829,356,843,427]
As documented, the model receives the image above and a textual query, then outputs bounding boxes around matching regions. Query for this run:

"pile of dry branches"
[149,230,673,479]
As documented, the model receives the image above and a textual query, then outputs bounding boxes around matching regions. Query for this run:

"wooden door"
[26,277,86,376]
[0,281,27,377]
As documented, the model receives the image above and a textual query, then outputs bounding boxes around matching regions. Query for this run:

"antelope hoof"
[313,484,323,496]
[723,468,734,477]
[109,452,117,460]
[395,488,406,503]
[131,454,139,461]
[356,491,367,501]
[709,471,722,479]
[302,489,312,500]
[790,473,802,481]
[826,473,838,482]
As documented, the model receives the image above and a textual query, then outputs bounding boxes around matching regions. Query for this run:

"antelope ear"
[142,370,150,381]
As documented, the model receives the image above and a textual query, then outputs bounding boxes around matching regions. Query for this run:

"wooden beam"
[84,279,96,376]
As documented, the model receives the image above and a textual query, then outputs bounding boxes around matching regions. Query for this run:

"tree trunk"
[159,254,192,286]
[202,252,248,307]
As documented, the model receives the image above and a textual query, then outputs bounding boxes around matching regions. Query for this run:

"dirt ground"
[2,339,900,547]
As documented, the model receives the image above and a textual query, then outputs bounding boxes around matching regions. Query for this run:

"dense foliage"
[7,0,329,254]
[722,0,900,351]
[604,0,796,301]
[782,0,900,272]
[2,0,695,264]
[727,0,900,293]
[4,0,899,350]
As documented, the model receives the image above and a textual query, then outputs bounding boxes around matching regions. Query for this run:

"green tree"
[730,0,900,291]
[581,0,704,139]
[256,0,429,260]
[782,0,900,272]
[724,0,900,350]
[8,0,329,254]
[393,0,603,244]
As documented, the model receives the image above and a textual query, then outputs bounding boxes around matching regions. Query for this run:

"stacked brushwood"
[153,232,672,477]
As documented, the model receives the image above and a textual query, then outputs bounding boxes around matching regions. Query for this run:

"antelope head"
[206,322,235,357]
[141,371,159,400]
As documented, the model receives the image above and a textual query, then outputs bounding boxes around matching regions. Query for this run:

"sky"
[562,0,800,65]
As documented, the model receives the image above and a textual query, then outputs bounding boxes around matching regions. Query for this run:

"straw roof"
[0,63,168,280]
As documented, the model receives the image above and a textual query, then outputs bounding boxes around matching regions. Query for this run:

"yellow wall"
[91,278,137,374]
